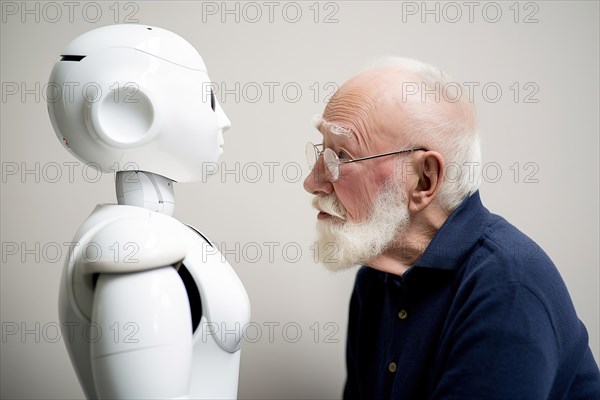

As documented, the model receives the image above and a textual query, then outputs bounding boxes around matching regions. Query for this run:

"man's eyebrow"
[312,114,359,144]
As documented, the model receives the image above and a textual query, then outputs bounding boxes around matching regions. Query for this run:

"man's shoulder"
[481,212,546,258]
[459,212,574,314]
[471,212,556,278]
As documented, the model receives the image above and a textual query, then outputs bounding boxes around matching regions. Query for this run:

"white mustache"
[312,194,347,220]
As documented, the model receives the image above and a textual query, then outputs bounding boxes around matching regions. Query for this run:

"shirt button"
[388,362,397,373]
[398,309,408,320]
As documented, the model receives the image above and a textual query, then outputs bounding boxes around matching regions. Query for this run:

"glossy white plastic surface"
[47,24,231,183]
[61,25,208,71]
[59,204,251,399]
[91,267,192,399]
[50,24,248,400]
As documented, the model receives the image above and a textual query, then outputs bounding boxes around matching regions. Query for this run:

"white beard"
[312,175,410,272]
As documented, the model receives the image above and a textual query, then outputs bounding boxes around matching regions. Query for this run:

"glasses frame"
[306,142,428,181]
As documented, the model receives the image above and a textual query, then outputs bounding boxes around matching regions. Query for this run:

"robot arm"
[73,214,193,399]
[91,266,192,399]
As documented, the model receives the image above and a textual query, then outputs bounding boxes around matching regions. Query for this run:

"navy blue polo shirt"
[344,191,600,399]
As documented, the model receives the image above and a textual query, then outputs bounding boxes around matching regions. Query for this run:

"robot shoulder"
[79,215,186,274]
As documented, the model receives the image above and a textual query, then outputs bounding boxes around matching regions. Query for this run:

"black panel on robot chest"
[178,225,212,334]
[177,264,202,334]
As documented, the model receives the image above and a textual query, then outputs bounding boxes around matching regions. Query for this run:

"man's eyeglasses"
[305,142,427,182]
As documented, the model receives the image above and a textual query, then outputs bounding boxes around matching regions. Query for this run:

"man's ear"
[407,151,444,213]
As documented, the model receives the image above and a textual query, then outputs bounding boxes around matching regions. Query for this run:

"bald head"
[322,67,415,148]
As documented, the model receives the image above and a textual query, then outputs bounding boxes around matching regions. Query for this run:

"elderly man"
[303,58,600,399]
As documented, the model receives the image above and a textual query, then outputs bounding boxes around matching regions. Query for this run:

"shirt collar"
[412,190,490,271]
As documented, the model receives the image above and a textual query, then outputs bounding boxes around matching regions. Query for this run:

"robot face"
[200,76,232,160]
[47,24,232,183]
[214,91,233,156]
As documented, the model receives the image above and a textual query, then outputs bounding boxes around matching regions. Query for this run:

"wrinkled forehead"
[313,79,382,145]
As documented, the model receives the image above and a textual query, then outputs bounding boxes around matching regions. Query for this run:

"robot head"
[47,24,231,182]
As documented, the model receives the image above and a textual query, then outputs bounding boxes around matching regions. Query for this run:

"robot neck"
[116,171,175,216]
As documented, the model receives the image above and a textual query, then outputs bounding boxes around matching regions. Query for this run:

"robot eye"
[210,89,216,112]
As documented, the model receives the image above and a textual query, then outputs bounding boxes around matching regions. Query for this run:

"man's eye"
[337,149,350,159]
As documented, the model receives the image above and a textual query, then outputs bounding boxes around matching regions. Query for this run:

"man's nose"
[303,156,334,195]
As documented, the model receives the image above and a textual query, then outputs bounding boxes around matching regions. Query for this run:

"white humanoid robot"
[47,24,250,399]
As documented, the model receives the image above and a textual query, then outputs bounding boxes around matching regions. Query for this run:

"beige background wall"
[1,1,598,399]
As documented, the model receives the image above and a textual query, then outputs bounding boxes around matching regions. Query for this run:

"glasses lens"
[306,142,318,168]
[323,148,340,181]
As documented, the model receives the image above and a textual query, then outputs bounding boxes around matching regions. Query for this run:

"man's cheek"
[347,200,372,223]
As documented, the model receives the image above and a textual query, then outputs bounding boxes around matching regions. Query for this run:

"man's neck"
[368,206,450,276]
